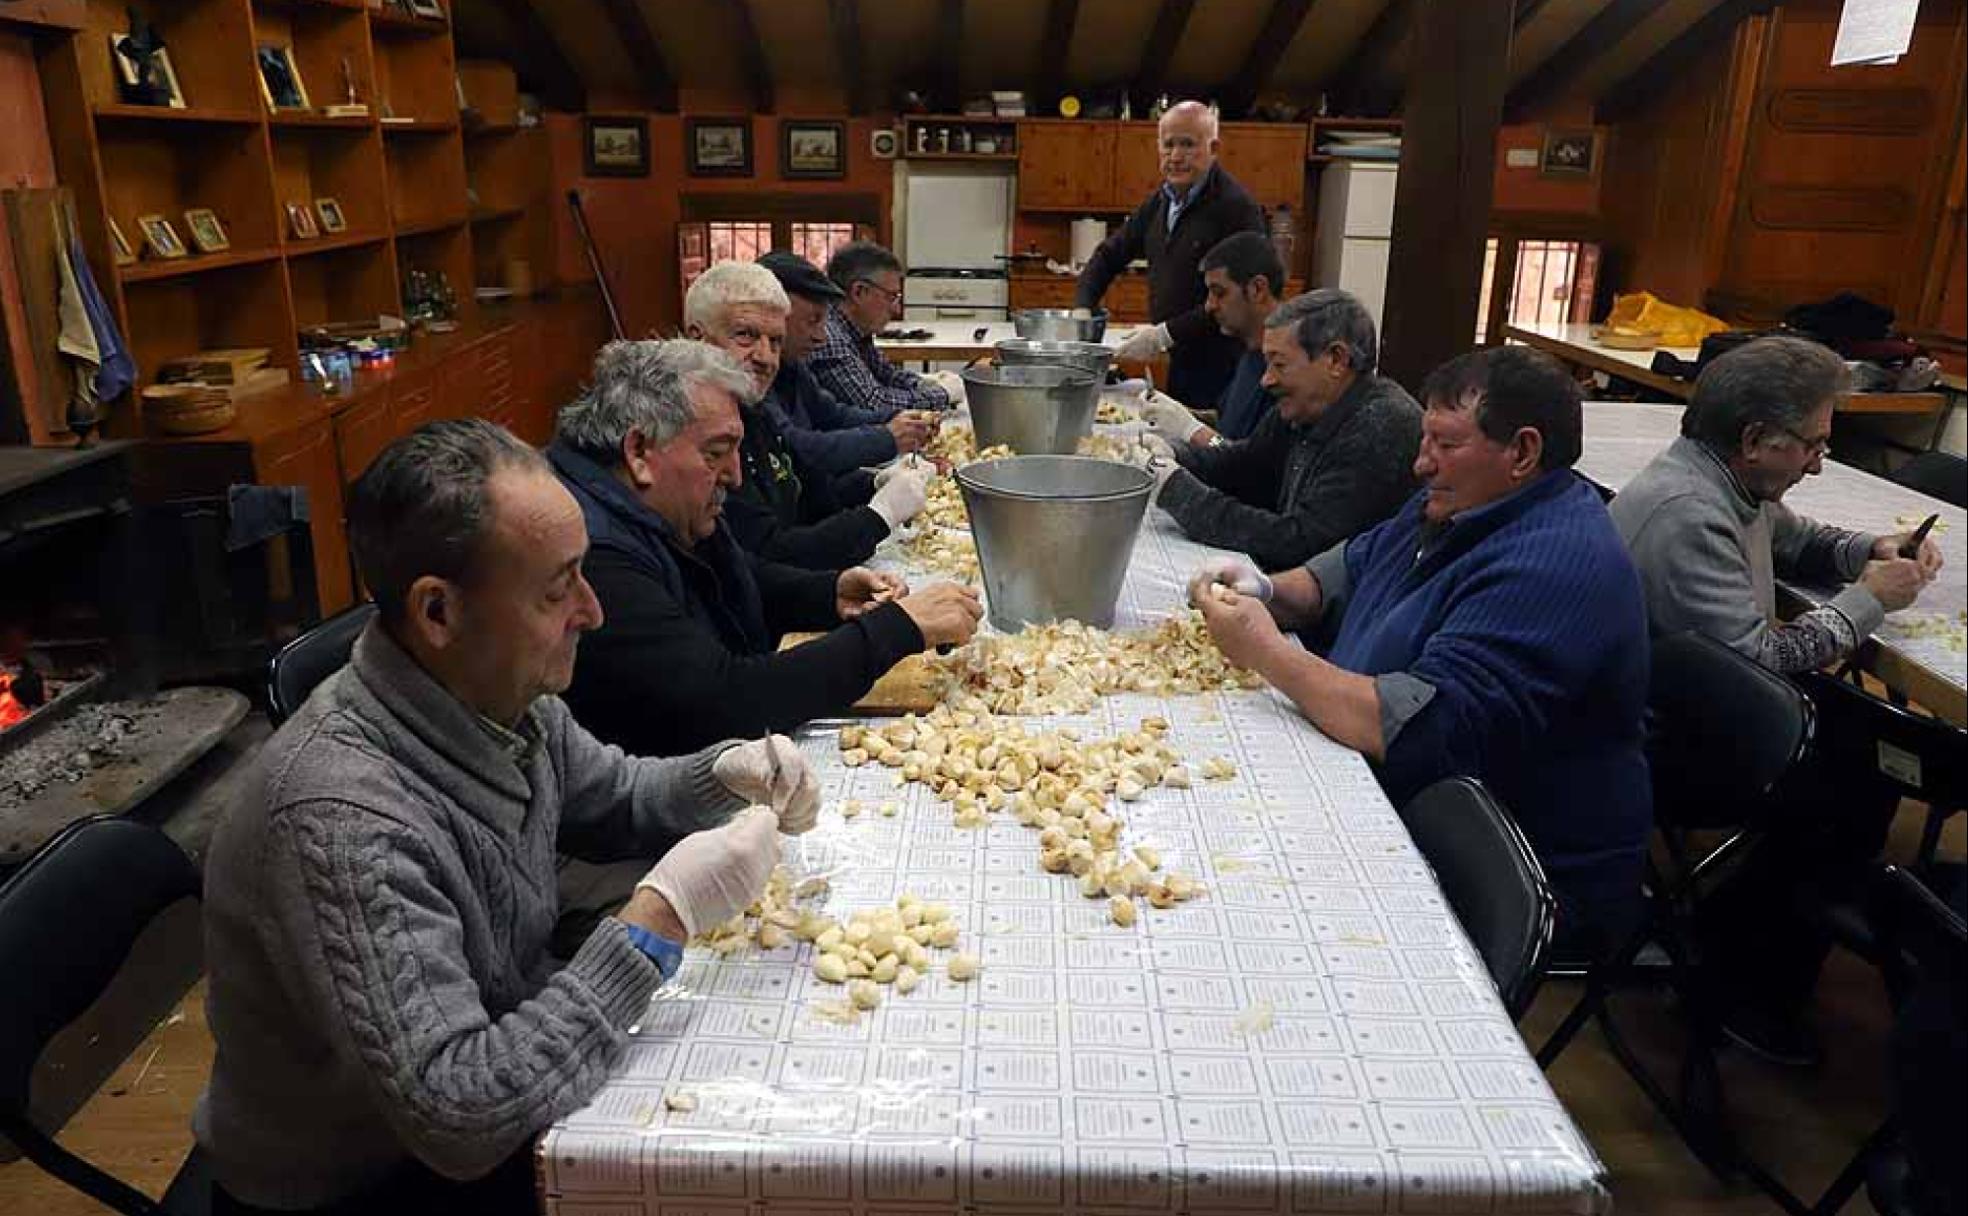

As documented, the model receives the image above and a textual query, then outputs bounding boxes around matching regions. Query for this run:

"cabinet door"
[1113,124,1164,210]
[437,343,483,423]
[476,329,517,431]
[257,421,354,616]
[390,368,439,437]
[1017,123,1115,210]
[332,391,394,489]
[1219,125,1309,212]
[1108,277,1151,322]
[1010,278,1078,310]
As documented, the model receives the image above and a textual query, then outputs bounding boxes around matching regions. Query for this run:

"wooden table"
[875,319,1145,366]
[1505,321,1948,419]
[1577,402,1967,726]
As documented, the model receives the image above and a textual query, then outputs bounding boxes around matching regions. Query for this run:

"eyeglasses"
[1770,425,1833,458]
[854,279,903,304]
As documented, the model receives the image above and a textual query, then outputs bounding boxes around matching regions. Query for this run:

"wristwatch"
[622,921,686,982]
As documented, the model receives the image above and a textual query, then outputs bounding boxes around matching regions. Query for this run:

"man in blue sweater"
[1193,346,1651,952]
[1139,231,1284,444]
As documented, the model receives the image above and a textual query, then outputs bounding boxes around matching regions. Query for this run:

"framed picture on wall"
[782,119,846,180]
[583,116,650,177]
[687,118,752,177]
[1539,128,1598,178]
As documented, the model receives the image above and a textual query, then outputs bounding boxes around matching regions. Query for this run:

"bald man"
[1079,101,1267,407]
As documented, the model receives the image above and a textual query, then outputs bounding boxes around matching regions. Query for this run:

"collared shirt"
[475,710,534,768]
[1161,173,1208,232]
[807,301,951,416]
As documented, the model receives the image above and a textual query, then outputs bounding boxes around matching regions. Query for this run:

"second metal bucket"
[955,455,1154,632]
[960,365,1100,455]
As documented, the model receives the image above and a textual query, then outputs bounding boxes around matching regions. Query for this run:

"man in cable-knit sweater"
[1192,347,1651,955]
[1139,288,1421,573]
[197,420,819,1214]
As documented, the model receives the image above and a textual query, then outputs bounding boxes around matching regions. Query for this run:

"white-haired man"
[684,259,932,571]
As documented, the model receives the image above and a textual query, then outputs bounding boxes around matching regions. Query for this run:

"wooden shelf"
[464,120,520,137]
[469,205,524,223]
[285,230,390,257]
[1311,116,1404,131]
[394,213,467,236]
[270,111,376,129]
[381,117,459,134]
[369,8,448,36]
[119,248,284,283]
[254,0,367,10]
[905,151,1018,162]
[93,103,262,126]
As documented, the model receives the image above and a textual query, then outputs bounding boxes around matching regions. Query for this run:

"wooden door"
[257,421,354,615]
[1112,124,1164,210]
[1017,122,1116,210]
[1219,124,1309,212]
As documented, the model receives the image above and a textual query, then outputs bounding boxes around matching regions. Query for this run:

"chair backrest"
[0,816,202,1214]
[266,601,377,727]
[1795,671,1967,808]
[1647,631,1815,829]
[1399,776,1556,1019]
[1888,452,1966,509]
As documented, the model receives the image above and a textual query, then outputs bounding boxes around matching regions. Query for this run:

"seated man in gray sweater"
[1138,288,1422,572]
[1609,335,1942,1064]
[197,419,817,1214]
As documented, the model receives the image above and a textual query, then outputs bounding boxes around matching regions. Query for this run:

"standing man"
[1083,100,1267,407]
[1140,231,1286,445]
[812,241,967,415]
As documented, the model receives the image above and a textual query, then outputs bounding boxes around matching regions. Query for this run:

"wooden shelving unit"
[459,59,551,298]
[33,0,508,403]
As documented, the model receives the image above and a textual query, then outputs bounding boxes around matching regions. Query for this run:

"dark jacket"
[764,359,900,477]
[724,400,888,571]
[1076,163,1266,406]
[1215,347,1273,441]
[549,442,924,756]
[1159,371,1422,570]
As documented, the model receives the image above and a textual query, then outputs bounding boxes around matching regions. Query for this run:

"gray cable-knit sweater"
[194,623,745,1208]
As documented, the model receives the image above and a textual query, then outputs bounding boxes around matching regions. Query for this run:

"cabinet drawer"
[1010,278,1078,309]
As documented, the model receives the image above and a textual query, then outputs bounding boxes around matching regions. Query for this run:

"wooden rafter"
[1508,0,1663,119]
[597,0,676,111]
[827,0,868,115]
[1513,0,1556,31]
[484,0,585,111]
[730,0,774,114]
[1133,0,1197,107]
[1220,0,1318,118]
[1598,0,1775,122]
[1324,0,1413,115]
[936,0,964,113]
[1035,0,1081,114]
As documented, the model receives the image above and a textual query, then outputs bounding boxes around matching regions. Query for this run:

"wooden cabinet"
[1219,123,1310,211]
[1017,122,1117,211]
[1010,275,1151,322]
[389,368,438,436]
[255,420,352,615]
[1112,125,1163,211]
[332,392,394,489]
[475,329,516,429]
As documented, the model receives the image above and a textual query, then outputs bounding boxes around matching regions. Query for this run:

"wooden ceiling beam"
[936,0,964,113]
[1513,0,1555,31]
[596,0,675,111]
[1597,0,1776,123]
[484,0,584,112]
[1035,0,1081,115]
[1324,0,1413,116]
[827,0,868,115]
[1133,0,1197,108]
[1220,0,1318,118]
[730,0,774,114]
[1507,0,1661,120]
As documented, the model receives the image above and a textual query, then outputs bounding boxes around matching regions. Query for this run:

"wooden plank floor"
[3,808,1957,1214]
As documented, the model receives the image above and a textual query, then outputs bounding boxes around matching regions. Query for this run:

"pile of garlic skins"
[934,613,1265,715]
[1075,432,1135,461]
[1095,398,1139,425]
[838,704,1217,926]
[899,525,979,581]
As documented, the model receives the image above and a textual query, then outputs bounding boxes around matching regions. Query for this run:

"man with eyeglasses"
[1610,334,1943,1067]
[811,240,965,416]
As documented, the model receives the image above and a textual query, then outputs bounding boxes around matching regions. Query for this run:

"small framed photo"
[314,197,347,233]
[583,115,649,178]
[782,119,846,180]
[182,208,229,253]
[687,117,752,177]
[286,201,320,240]
[1539,127,1599,178]
[108,32,187,108]
[407,0,446,19]
[106,216,136,266]
[136,214,187,259]
[256,43,311,110]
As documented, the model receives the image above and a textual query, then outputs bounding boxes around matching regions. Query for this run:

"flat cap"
[757,250,845,301]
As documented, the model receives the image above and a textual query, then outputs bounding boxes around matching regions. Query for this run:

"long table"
[540,408,1611,1214]
[875,320,1146,366]
[1577,401,1967,726]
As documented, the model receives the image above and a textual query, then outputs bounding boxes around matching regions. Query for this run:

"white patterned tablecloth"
[540,412,1612,1215]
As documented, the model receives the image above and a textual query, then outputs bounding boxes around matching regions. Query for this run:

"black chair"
[1537,632,1817,1198]
[0,816,208,1214]
[1887,451,1966,508]
[1399,777,1555,1019]
[1796,671,1966,879]
[265,601,377,727]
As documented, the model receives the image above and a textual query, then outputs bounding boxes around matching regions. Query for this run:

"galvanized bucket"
[955,455,1153,631]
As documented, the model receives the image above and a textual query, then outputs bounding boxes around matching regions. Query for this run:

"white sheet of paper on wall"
[1831,0,1918,67]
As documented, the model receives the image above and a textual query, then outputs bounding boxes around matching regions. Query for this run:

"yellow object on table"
[1603,291,1728,348]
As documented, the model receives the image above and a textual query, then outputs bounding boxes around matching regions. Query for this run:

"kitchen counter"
[876,319,1145,365]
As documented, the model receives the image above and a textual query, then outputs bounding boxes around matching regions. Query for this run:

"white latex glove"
[1142,390,1205,443]
[636,809,781,938]
[926,369,967,405]
[1113,323,1172,363]
[713,735,821,834]
[874,453,928,489]
[1134,432,1176,465]
[869,466,930,528]
[1145,455,1179,503]
[1188,555,1275,604]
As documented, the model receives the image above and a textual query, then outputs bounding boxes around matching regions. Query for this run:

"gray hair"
[1264,289,1379,372]
[347,418,547,627]
[682,260,789,334]
[826,240,903,290]
[1682,336,1851,450]
[555,338,755,463]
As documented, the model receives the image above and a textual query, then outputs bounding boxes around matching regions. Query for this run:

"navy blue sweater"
[763,360,899,477]
[1325,471,1652,927]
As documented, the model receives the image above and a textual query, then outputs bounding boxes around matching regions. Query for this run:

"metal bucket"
[955,455,1154,631]
[1013,308,1108,342]
[994,338,1113,380]
[961,365,1100,455]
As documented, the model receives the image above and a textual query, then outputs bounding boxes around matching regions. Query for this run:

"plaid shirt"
[808,301,952,414]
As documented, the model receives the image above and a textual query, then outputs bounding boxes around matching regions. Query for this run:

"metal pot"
[960,365,1100,455]
[1013,308,1108,342]
[994,338,1113,380]
[956,455,1154,632]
